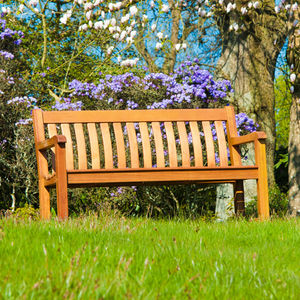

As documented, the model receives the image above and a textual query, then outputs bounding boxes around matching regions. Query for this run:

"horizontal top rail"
[41,108,228,124]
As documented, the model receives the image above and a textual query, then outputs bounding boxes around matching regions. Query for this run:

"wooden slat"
[190,121,203,167]
[67,167,259,186]
[61,124,74,170]
[126,122,139,168]
[113,123,126,168]
[139,122,152,168]
[100,123,113,169]
[87,123,100,169]
[225,106,242,166]
[215,121,229,166]
[202,121,215,167]
[164,122,178,167]
[43,108,227,124]
[47,124,57,172]
[177,122,190,167]
[74,123,87,169]
[152,122,165,168]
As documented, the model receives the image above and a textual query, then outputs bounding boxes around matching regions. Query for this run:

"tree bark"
[287,7,300,216]
[216,0,288,186]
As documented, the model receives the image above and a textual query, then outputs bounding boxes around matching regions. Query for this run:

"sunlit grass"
[0,215,299,299]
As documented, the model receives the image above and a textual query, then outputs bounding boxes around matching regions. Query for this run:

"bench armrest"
[230,131,267,146]
[36,135,67,151]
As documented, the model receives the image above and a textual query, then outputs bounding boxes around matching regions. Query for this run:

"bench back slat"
[100,123,114,169]
[87,123,101,169]
[47,124,58,173]
[113,123,127,168]
[202,121,216,167]
[165,122,178,168]
[61,124,74,170]
[225,106,242,166]
[189,121,203,167]
[215,121,229,167]
[177,122,190,167]
[139,122,152,168]
[152,122,165,168]
[74,123,87,169]
[126,122,139,168]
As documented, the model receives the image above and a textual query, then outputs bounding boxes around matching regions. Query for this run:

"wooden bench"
[32,106,269,220]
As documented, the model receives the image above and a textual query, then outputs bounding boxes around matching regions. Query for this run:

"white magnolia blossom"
[157,32,164,39]
[151,23,157,31]
[94,21,103,30]
[161,4,170,13]
[1,7,11,14]
[121,14,130,23]
[182,43,187,50]
[107,46,114,55]
[253,1,259,9]
[119,30,127,41]
[150,1,155,9]
[86,10,92,20]
[155,42,163,50]
[175,44,181,51]
[226,3,236,13]
[292,3,298,11]
[198,8,206,17]
[241,7,247,15]
[219,0,224,4]
[142,15,148,22]
[129,6,138,16]
[18,4,25,13]
[248,2,253,8]
[290,73,296,82]
[120,58,139,67]
[126,36,133,44]
[275,6,280,14]
[29,0,38,7]
[130,30,137,38]
[79,24,88,31]
[84,2,93,10]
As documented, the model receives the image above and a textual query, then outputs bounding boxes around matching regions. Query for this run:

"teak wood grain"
[32,107,270,221]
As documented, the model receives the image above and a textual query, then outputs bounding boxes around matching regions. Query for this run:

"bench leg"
[55,143,68,220]
[234,180,245,216]
[39,181,51,220]
[255,140,270,220]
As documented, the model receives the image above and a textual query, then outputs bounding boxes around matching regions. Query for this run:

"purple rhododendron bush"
[0,16,258,217]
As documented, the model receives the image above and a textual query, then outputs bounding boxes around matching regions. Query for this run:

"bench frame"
[32,106,270,220]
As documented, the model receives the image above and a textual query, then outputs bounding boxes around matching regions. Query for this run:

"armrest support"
[230,131,267,146]
[36,135,67,151]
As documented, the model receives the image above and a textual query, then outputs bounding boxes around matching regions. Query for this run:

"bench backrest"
[32,106,242,171]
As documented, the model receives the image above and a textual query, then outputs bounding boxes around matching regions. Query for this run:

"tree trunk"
[287,7,300,216]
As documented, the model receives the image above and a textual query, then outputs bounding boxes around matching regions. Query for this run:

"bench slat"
[74,123,87,169]
[152,122,165,168]
[139,122,152,168]
[61,124,74,170]
[190,121,203,167]
[165,122,178,167]
[215,121,229,166]
[87,123,100,169]
[202,121,216,167]
[177,122,190,167]
[100,123,113,169]
[113,123,126,168]
[126,123,139,168]
[43,109,228,123]
[47,124,57,173]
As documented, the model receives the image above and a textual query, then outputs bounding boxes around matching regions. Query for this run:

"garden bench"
[32,106,269,220]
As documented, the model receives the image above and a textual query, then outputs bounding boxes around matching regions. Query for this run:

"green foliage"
[245,184,289,218]
[274,75,292,149]
[12,203,39,221]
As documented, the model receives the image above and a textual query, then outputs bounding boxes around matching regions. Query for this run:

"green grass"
[0,216,299,299]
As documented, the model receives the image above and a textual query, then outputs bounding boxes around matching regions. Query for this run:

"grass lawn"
[0,215,299,299]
